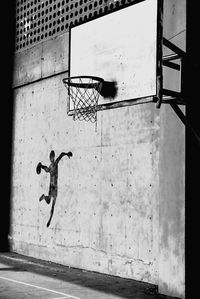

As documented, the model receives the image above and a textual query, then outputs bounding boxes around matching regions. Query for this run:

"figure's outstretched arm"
[46,198,56,227]
[56,151,73,164]
[36,162,49,174]
[40,164,49,172]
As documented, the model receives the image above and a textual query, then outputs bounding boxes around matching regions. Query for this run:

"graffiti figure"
[36,150,72,227]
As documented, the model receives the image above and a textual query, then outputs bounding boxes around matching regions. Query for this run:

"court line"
[0,276,81,299]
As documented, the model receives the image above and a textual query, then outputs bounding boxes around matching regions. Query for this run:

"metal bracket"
[156,37,186,108]
[155,38,200,146]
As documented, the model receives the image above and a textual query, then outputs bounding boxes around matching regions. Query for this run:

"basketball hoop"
[63,76,104,123]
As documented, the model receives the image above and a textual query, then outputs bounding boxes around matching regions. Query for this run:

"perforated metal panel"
[16,0,142,52]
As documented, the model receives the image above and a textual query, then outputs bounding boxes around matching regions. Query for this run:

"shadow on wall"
[0,3,15,252]
[99,80,118,99]
[37,151,72,227]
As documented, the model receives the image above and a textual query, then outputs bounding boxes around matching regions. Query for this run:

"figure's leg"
[46,197,56,227]
[39,194,51,204]
[44,195,51,204]
[39,194,44,202]
[43,185,53,204]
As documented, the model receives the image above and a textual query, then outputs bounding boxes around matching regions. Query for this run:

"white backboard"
[69,0,159,112]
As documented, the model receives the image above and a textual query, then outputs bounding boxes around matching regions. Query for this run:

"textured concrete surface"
[13,32,69,88]
[0,253,180,299]
[10,1,185,298]
[158,1,185,297]
[11,78,160,283]
[11,52,161,284]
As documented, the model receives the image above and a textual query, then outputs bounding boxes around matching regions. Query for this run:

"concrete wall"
[158,1,185,297]
[10,1,185,298]
[11,40,160,281]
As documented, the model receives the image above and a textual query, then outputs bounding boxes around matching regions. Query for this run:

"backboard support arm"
[155,37,186,108]
[156,35,187,105]
[170,102,200,147]
[155,36,200,145]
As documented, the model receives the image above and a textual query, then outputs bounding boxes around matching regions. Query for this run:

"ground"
[0,252,180,299]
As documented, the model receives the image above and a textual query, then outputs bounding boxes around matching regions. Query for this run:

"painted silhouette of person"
[36,150,72,227]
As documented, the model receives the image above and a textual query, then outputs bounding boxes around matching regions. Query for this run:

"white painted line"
[0,276,81,299]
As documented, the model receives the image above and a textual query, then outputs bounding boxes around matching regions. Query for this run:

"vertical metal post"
[155,0,163,108]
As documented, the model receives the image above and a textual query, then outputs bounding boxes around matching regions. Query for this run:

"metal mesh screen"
[16,0,140,52]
